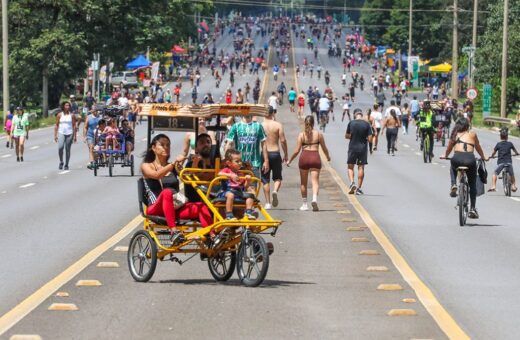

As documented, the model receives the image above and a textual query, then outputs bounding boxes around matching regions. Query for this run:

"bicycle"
[442,157,470,226]
[319,110,329,132]
[502,164,513,197]
[420,129,433,163]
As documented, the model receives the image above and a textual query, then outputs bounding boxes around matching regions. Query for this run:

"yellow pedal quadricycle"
[128,104,282,287]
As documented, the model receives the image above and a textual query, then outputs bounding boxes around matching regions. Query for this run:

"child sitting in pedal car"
[93,119,107,151]
[218,148,257,220]
[103,118,120,151]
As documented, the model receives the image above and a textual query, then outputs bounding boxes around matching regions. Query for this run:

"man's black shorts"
[347,149,368,165]
[261,151,283,184]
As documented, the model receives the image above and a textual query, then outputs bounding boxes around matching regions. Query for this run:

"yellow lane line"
[290,30,469,339]
[258,45,271,104]
[324,162,469,339]
[0,215,143,336]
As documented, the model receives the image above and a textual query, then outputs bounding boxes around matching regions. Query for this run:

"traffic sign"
[462,46,476,53]
[466,87,478,100]
[482,84,492,117]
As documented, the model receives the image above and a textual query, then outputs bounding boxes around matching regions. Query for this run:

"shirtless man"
[261,108,288,209]
[128,94,139,130]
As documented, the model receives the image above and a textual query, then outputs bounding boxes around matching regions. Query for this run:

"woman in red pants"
[141,134,212,244]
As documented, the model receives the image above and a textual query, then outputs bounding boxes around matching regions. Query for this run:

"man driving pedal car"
[184,133,216,203]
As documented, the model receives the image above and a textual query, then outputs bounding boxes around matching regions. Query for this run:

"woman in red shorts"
[287,116,331,212]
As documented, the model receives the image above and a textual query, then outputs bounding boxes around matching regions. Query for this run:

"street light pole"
[500,0,509,118]
[471,0,478,87]
[2,0,9,124]
[451,0,459,100]
[408,0,412,80]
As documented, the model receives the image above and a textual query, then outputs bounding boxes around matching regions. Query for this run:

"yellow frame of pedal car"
[139,103,282,261]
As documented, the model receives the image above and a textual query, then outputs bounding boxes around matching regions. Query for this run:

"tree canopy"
[1,0,213,109]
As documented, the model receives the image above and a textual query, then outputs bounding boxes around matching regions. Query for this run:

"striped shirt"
[226,121,267,168]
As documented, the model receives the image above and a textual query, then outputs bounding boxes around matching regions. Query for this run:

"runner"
[346,110,373,195]
[11,107,29,162]
[261,109,289,209]
[287,87,297,113]
[4,110,13,148]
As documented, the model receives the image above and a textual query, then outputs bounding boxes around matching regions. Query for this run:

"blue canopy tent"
[126,55,151,69]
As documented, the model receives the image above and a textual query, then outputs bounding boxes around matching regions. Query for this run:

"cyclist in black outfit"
[441,118,487,219]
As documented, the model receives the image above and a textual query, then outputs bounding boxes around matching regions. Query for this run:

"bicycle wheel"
[128,230,157,282]
[503,171,512,197]
[236,233,269,287]
[458,179,468,226]
[208,249,236,282]
[423,136,429,163]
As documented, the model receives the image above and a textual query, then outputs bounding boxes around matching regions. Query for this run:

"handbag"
[172,191,187,210]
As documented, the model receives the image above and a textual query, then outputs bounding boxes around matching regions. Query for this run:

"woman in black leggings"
[382,109,401,156]
[440,118,487,219]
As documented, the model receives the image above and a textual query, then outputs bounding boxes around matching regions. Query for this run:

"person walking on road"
[268,92,279,117]
[287,115,331,211]
[4,110,13,148]
[346,110,373,195]
[381,109,401,156]
[261,109,288,209]
[287,87,297,113]
[225,113,269,180]
[11,107,29,162]
[83,108,102,170]
[54,101,77,170]
[371,104,383,151]
[297,91,306,119]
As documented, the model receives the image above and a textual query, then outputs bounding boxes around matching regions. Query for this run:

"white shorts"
[343,104,350,110]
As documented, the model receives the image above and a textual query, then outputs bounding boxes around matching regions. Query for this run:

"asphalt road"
[292,28,520,339]
[3,30,446,339]
[2,23,519,339]
[0,26,269,318]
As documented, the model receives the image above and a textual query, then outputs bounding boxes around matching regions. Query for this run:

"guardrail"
[483,116,516,126]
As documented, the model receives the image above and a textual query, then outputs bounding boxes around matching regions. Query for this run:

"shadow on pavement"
[465,223,504,227]
[152,278,316,288]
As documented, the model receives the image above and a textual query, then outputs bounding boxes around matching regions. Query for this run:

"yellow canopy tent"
[429,62,452,73]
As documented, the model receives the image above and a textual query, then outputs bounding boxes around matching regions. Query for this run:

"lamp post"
[2,0,9,124]
[500,0,509,118]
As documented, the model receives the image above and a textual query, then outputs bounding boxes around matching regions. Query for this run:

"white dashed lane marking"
[1,154,11,158]
[30,145,40,150]
[403,144,410,148]
[511,197,520,202]
[415,152,421,156]
[58,170,70,175]
[19,183,36,189]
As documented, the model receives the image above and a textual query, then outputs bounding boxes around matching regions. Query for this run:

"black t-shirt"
[346,119,372,152]
[184,157,215,202]
[494,141,516,164]
[84,96,95,109]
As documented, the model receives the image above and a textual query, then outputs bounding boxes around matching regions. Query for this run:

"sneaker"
[468,208,479,219]
[311,201,319,211]
[16,157,20,162]
[20,157,23,162]
[450,185,458,197]
[64,165,69,170]
[244,212,256,220]
[170,230,186,245]
[356,188,364,195]
[5,141,8,148]
[59,162,64,170]
[272,191,279,207]
[264,203,273,210]
[348,183,357,195]
[225,215,238,221]
[299,204,309,211]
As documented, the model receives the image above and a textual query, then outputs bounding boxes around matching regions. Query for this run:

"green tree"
[476,0,520,115]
